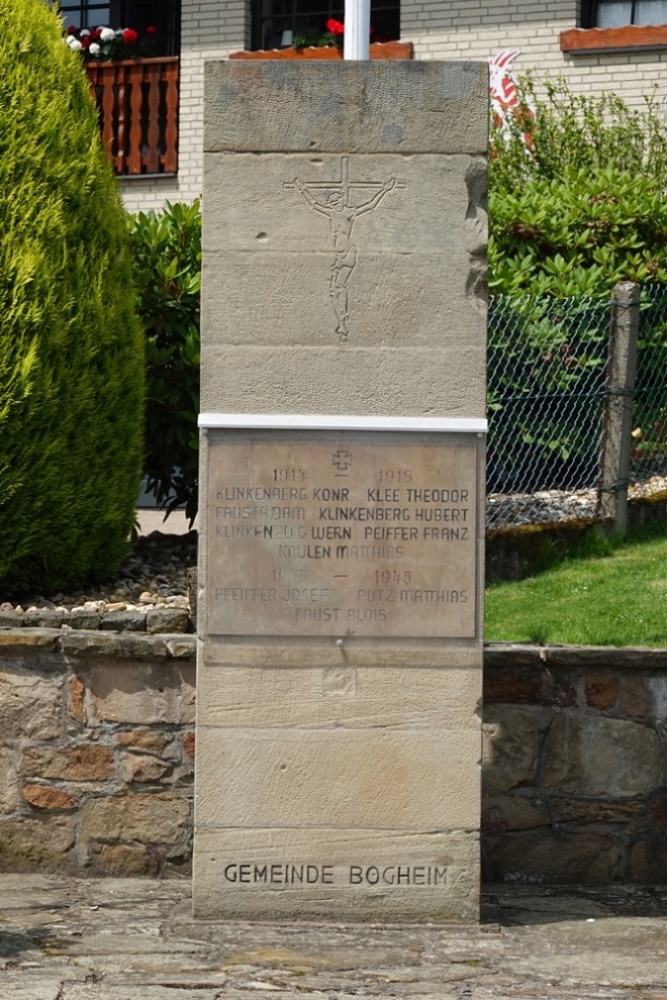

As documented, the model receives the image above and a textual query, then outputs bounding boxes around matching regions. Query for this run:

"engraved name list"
[206,431,479,639]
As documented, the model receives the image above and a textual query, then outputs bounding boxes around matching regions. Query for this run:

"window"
[59,0,180,55]
[591,0,667,27]
[251,0,400,51]
[59,0,119,30]
[121,0,180,55]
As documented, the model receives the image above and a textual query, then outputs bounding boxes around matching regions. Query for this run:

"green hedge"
[0,0,144,594]
[489,80,667,296]
[129,201,201,525]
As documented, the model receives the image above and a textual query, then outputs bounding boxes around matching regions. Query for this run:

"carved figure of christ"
[286,157,402,341]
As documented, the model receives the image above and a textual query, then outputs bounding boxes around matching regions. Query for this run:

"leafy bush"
[129,202,201,524]
[487,295,609,492]
[0,0,144,594]
[489,80,667,296]
[487,81,667,491]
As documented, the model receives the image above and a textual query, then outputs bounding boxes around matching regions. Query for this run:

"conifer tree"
[0,0,144,593]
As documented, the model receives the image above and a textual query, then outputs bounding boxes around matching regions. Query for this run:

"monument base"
[193,420,485,922]
[193,827,479,922]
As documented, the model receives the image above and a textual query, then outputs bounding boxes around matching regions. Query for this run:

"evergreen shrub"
[129,201,201,525]
[0,0,144,594]
[488,81,667,490]
[489,80,667,297]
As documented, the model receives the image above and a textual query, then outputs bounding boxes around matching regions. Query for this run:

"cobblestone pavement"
[1,876,666,999]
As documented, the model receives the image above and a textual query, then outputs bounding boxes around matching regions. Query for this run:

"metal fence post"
[599,281,640,535]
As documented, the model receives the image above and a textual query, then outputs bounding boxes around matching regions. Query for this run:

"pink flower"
[122,28,139,43]
[326,18,344,35]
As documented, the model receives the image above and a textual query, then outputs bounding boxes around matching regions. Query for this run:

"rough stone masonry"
[195,60,488,922]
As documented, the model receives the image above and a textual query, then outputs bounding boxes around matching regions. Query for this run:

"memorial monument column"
[195,59,488,921]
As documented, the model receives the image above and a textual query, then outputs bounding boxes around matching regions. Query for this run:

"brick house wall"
[120,0,249,214]
[120,0,667,212]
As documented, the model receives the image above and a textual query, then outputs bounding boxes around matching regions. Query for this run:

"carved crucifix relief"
[285,157,404,343]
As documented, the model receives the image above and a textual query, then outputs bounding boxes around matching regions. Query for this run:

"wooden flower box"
[229,41,413,61]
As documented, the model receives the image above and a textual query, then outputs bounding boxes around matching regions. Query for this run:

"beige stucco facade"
[120,0,667,214]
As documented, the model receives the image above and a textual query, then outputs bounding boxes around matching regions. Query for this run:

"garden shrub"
[129,201,201,525]
[487,81,667,490]
[489,80,667,297]
[0,0,144,594]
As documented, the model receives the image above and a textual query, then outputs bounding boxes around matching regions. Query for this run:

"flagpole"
[344,0,370,59]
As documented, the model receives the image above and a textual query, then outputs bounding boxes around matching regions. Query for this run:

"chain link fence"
[487,286,667,530]
[632,285,667,490]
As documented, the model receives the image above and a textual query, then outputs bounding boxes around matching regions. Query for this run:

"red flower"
[91,27,102,39]
[122,28,139,43]
[81,34,91,48]
[146,24,158,35]
[326,18,344,35]
[66,24,77,35]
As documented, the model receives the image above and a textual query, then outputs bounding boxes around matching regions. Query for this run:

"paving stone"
[2,876,667,999]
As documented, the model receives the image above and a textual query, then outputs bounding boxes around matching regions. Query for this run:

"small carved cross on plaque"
[332,448,353,474]
[285,156,405,343]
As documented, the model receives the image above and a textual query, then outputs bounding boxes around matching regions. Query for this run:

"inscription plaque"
[206,430,480,639]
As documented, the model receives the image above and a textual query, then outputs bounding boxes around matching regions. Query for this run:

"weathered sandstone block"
[22,744,115,781]
[87,661,195,726]
[81,793,190,847]
[482,706,539,793]
[541,715,662,797]
[0,670,61,742]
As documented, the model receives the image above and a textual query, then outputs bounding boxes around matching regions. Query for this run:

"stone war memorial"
[195,58,488,921]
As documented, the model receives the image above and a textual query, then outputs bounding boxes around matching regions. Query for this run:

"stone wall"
[1,630,666,884]
[0,631,195,875]
[484,644,667,884]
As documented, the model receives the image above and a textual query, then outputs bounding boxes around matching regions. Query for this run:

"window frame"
[250,0,400,52]
[58,0,121,30]
[584,0,667,28]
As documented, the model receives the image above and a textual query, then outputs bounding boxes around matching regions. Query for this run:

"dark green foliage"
[489,79,667,296]
[0,0,144,594]
[488,80,667,489]
[129,202,201,524]
[486,295,609,492]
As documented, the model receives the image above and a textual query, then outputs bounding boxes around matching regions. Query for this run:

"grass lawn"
[485,527,667,648]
